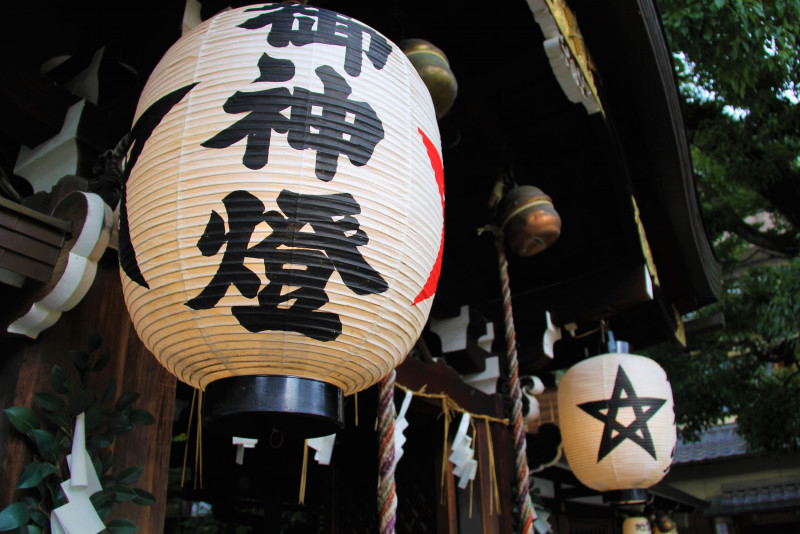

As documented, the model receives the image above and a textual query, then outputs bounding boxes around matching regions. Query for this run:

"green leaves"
[113,486,139,502]
[106,519,140,534]
[132,489,156,506]
[34,392,65,413]
[93,347,112,373]
[656,3,800,452]
[49,365,69,395]
[3,407,41,435]
[87,329,103,352]
[2,331,155,533]
[647,258,800,451]
[100,381,117,404]
[129,409,156,426]
[90,433,114,449]
[67,389,96,416]
[15,461,58,490]
[660,0,800,253]
[116,466,144,486]
[115,392,140,412]
[30,429,57,461]
[69,349,91,371]
[0,502,28,531]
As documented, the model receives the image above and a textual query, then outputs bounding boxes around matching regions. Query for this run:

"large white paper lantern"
[118,4,443,435]
[557,353,676,502]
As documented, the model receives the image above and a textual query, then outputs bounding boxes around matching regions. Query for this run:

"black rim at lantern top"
[204,375,344,440]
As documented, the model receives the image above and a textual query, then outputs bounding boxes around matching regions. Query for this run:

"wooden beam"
[0,196,70,283]
[396,350,502,418]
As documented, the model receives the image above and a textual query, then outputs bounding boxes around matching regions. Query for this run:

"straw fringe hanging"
[439,395,453,503]
[393,383,505,509]
[180,388,197,488]
[299,440,310,505]
[195,391,203,489]
[484,418,502,515]
[180,388,204,490]
[394,383,509,426]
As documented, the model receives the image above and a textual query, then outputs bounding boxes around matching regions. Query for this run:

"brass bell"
[498,186,561,257]
[400,38,458,119]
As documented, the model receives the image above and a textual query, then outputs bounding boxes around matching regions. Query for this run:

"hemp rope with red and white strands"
[496,243,536,534]
[377,370,398,534]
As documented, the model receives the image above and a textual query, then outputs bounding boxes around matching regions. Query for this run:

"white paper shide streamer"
[533,506,553,533]
[50,413,105,534]
[232,436,258,465]
[448,413,478,489]
[307,434,336,466]
[394,390,413,462]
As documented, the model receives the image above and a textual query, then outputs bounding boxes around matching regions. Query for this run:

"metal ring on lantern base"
[204,376,344,440]
[602,489,650,504]
[498,185,562,257]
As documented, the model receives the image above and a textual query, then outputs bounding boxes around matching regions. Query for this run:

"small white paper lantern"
[119,4,443,435]
[623,516,653,534]
[557,353,676,500]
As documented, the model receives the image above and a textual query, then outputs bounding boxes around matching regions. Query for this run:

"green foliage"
[170,506,255,534]
[177,514,228,534]
[659,0,799,107]
[660,0,800,261]
[0,331,156,533]
[652,0,800,454]
[645,259,800,451]
[105,519,140,534]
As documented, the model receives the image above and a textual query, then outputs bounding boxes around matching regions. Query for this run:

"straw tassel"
[377,370,398,534]
[439,398,452,503]
[195,391,203,489]
[299,440,310,505]
[484,418,502,516]
[180,388,205,489]
[497,243,535,534]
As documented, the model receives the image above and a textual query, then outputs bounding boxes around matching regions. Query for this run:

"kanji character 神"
[202,64,384,181]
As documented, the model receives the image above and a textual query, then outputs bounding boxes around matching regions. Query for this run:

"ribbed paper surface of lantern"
[120,5,443,395]
[623,516,653,534]
[557,353,676,493]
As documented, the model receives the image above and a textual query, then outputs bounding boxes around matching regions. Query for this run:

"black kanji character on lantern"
[202,64,384,181]
[239,4,391,77]
[186,189,387,341]
[288,65,384,181]
[255,52,296,82]
[120,82,198,289]
[200,86,291,170]
[200,52,294,170]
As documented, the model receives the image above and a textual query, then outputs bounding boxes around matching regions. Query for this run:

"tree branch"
[727,217,800,257]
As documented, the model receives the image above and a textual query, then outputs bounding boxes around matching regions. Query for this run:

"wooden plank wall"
[0,250,176,533]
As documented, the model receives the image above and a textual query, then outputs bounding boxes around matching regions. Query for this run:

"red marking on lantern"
[413,127,444,305]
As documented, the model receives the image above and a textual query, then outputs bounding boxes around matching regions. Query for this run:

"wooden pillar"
[0,250,176,533]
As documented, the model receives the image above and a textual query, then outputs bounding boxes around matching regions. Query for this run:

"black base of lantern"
[602,489,649,504]
[204,376,344,440]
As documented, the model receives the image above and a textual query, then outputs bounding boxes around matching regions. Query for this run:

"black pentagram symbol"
[577,365,667,462]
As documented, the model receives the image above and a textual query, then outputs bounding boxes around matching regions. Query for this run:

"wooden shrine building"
[0,0,720,532]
